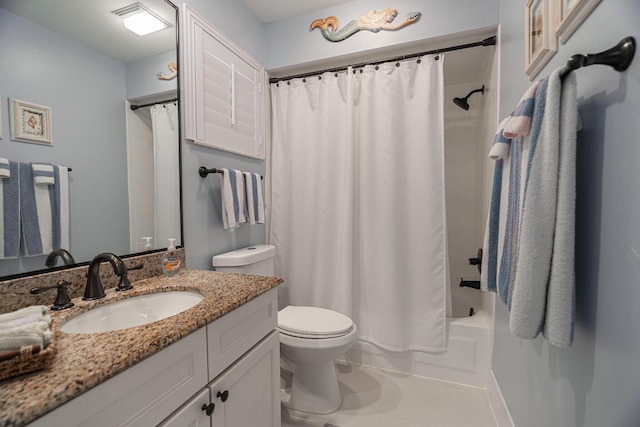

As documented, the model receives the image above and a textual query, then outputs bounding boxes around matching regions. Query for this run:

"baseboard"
[487,369,515,427]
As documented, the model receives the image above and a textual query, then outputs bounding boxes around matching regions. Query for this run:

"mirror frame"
[0,0,184,281]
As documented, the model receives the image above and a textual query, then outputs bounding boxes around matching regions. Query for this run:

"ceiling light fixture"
[112,2,172,36]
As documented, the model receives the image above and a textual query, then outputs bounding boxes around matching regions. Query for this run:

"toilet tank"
[212,245,276,276]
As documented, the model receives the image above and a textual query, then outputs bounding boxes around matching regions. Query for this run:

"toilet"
[212,245,358,415]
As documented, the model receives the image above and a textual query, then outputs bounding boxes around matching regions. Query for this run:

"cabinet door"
[184,6,265,159]
[209,331,280,427]
[158,389,211,427]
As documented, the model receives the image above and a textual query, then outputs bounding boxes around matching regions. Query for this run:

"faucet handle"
[30,280,74,311]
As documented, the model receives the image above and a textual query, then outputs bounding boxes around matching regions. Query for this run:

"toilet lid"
[278,306,353,337]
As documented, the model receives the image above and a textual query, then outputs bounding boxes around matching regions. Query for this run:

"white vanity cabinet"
[183,5,266,159]
[28,288,279,427]
[160,332,280,427]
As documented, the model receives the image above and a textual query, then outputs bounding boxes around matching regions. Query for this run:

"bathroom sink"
[60,291,204,334]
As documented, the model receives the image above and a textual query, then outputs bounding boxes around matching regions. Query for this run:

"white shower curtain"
[150,103,181,248]
[270,57,449,352]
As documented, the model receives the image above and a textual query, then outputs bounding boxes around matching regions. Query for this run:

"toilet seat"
[278,306,353,339]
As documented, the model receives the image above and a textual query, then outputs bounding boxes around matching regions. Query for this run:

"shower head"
[452,85,485,111]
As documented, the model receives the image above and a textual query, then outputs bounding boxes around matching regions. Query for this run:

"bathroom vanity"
[0,270,282,427]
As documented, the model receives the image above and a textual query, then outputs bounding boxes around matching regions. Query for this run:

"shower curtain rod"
[269,35,496,84]
[130,97,178,111]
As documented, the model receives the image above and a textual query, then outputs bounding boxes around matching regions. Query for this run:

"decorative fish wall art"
[310,8,421,42]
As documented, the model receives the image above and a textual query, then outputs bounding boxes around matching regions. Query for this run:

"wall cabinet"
[29,289,279,427]
[183,5,266,159]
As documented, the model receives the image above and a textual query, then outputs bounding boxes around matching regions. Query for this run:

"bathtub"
[343,301,491,388]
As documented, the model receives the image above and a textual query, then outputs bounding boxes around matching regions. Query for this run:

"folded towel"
[503,81,540,139]
[31,163,55,185]
[0,160,20,259]
[0,320,52,352]
[0,313,51,330]
[243,172,265,225]
[221,168,246,230]
[0,305,48,323]
[488,116,513,160]
[0,158,9,178]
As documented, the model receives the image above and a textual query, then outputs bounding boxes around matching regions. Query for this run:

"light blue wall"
[493,1,640,426]
[126,50,177,100]
[179,0,267,271]
[264,0,499,72]
[0,9,130,275]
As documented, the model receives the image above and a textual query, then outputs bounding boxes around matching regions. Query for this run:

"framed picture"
[556,0,602,44]
[9,98,52,145]
[525,0,557,80]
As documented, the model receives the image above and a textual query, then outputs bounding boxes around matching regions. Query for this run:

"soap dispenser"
[162,238,181,277]
[142,237,153,250]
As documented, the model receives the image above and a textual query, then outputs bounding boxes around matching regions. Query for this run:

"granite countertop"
[0,269,283,427]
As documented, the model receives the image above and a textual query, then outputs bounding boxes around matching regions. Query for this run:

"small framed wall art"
[556,0,602,44]
[525,0,557,80]
[9,98,52,145]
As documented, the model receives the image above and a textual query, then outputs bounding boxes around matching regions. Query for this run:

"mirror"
[0,0,181,278]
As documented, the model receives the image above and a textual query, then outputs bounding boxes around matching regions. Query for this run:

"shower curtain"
[150,103,181,248]
[270,57,449,352]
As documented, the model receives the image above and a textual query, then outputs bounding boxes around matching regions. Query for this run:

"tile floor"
[281,362,497,427]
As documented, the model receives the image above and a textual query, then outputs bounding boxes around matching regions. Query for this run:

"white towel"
[0,158,9,178]
[543,71,578,348]
[56,166,70,250]
[0,313,51,330]
[220,168,246,230]
[509,69,562,340]
[0,305,48,323]
[0,160,20,259]
[31,163,55,185]
[0,320,52,352]
[243,172,265,225]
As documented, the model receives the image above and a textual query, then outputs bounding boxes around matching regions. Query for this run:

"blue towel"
[220,168,246,230]
[19,162,70,256]
[0,161,20,259]
[481,118,511,293]
[243,172,265,224]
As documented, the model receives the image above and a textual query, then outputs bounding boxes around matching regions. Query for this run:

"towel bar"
[199,166,263,180]
[559,36,635,80]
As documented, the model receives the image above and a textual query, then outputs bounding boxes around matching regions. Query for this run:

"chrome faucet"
[84,252,130,300]
[45,248,76,268]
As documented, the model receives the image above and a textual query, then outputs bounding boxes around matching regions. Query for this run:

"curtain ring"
[416,57,422,64]
[335,72,339,77]
[395,62,400,67]
[302,78,306,83]
[434,50,440,60]
[287,81,291,85]
[276,83,279,87]
[318,75,322,80]
[359,68,363,73]
[375,65,379,70]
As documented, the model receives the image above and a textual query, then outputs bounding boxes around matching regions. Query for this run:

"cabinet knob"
[217,390,229,402]
[201,403,215,416]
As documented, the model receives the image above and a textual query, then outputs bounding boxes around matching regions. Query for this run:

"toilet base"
[281,360,342,414]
